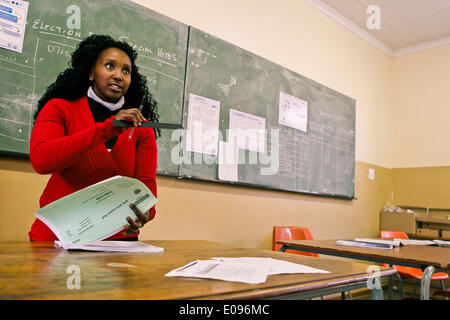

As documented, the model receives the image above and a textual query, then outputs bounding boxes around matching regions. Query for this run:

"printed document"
[212,257,330,275]
[165,259,269,284]
[186,93,221,156]
[228,109,266,153]
[279,91,308,132]
[35,176,157,245]
[165,257,329,284]
[354,238,449,247]
[0,0,29,53]
[55,240,164,253]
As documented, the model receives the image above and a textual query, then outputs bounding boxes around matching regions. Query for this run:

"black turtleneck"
[87,97,120,149]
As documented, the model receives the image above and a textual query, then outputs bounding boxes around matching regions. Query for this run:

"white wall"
[392,44,450,168]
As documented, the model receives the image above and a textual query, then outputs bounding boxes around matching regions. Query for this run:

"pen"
[128,96,145,141]
[177,261,198,272]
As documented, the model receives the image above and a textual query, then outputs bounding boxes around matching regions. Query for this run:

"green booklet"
[35,176,157,245]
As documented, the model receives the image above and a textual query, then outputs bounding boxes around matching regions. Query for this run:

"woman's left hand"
[124,203,150,235]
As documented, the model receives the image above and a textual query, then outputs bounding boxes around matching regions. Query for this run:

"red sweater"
[29,96,157,241]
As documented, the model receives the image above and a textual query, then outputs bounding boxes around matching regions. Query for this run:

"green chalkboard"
[180,28,356,198]
[0,0,187,175]
[1,3,356,198]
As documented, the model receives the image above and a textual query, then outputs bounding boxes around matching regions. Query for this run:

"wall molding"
[305,0,450,57]
[393,36,450,57]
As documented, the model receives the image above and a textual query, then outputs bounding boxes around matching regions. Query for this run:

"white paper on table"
[0,0,29,53]
[186,93,221,156]
[433,240,450,247]
[55,240,164,253]
[212,257,330,275]
[228,109,266,153]
[393,239,437,246]
[218,140,238,182]
[354,238,401,247]
[165,259,269,284]
[278,91,308,132]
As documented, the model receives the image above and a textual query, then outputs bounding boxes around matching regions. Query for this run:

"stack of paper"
[354,238,450,247]
[165,257,329,284]
[337,238,450,250]
[34,176,158,252]
[55,240,164,253]
[335,240,394,249]
[434,240,450,247]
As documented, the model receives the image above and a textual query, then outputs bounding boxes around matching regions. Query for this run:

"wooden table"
[0,240,396,300]
[277,240,450,300]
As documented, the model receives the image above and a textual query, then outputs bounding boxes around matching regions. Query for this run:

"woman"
[29,34,159,241]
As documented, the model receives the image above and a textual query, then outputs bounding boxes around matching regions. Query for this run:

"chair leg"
[396,274,405,298]
[412,280,418,297]
[440,280,448,301]
[388,274,393,299]
[347,291,352,300]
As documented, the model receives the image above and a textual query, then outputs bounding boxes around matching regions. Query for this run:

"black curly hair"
[34,34,159,137]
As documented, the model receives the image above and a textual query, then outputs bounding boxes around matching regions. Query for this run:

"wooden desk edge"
[276,240,449,269]
[194,268,397,300]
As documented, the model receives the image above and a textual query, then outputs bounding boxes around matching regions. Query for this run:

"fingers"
[123,203,150,236]
[115,108,147,127]
[129,203,149,225]
[124,218,139,235]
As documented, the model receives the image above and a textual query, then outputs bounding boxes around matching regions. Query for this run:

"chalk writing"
[157,47,177,62]
[47,44,71,57]
[32,19,82,38]
[119,36,154,55]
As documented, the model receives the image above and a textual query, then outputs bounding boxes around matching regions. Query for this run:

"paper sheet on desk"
[165,259,269,284]
[55,240,164,253]
[165,257,330,284]
[212,257,330,274]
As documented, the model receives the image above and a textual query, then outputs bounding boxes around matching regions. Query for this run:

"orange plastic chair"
[273,226,353,299]
[273,226,319,257]
[380,230,448,297]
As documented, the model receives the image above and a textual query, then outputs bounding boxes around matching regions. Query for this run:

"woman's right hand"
[115,108,147,127]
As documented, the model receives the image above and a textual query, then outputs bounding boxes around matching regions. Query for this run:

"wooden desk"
[277,240,450,300]
[415,215,450,239]
[416,216,450,225]
[0,240,395,300]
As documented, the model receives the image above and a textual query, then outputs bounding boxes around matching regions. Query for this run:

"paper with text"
[55,240,164,253]
[35,176,157,245]
[165,259,269,284]
[212,257,330,274]
[228,109,266,153]
[0,0,28,53]
[186,93,221,156]
[279,91,308,132]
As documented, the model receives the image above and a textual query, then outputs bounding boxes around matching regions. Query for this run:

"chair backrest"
[273,226,319,257]
[380,230,409,240]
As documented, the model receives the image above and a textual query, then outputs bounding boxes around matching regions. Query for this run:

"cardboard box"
[380,211,416,234]
[416,228,439,238]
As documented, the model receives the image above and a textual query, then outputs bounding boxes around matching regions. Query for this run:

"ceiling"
[307,0,450,56]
